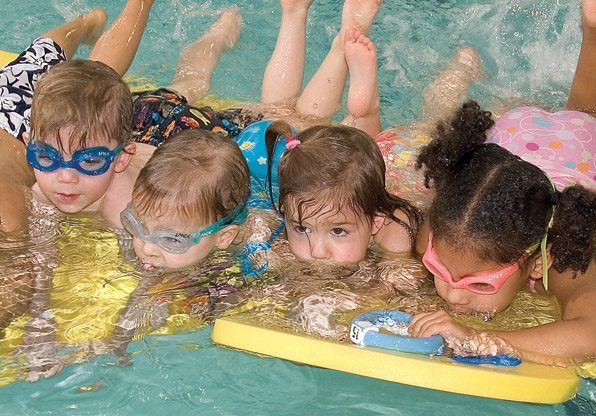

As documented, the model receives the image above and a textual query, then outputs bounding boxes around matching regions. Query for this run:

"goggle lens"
[27,141,123,176]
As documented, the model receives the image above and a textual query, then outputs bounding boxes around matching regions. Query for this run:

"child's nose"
[444,287,469,307]
[56,168,80,184]
[137,239,161,257]
[310,238,331,260]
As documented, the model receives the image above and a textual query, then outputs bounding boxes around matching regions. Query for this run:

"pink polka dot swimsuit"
[488,106,595,191]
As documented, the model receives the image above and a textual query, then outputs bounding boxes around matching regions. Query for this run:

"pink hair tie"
[285,135,300,150]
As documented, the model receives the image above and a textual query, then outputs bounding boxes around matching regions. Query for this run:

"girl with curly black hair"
[409,97,594,365]
[406,0,596,366]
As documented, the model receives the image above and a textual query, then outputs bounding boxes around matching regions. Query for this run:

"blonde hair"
[266,122,421,232]
[133,129,250,226]
[31,60,132,151]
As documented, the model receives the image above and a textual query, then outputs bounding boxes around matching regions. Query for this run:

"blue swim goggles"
[26,141,125,176]
[120,199,248,254]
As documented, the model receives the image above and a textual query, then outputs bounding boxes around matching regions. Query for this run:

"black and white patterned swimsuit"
[0,38,66,142]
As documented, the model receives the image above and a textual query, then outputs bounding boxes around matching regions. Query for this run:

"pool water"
[0,0,582,125]
[1,0,594,415]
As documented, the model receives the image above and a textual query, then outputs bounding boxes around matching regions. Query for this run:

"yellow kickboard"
[212,315,580,404]
[0,50,17,67]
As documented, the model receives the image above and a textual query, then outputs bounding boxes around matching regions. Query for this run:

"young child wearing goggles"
[122,129,250,270]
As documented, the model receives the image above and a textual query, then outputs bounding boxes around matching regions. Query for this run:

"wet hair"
[265,121,421,238]
[416,100,595,273]
[31,60,133,152]
[133,129,250,226]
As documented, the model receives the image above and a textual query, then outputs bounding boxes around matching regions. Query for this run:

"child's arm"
[111,273,168,361]
[494,263,596,364]
[0,131,34,232]
[410,261,596,365]
[567,0,596,116]
[21,252,64,381]
[0,183,29,233]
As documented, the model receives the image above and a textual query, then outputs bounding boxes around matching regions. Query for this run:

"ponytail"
[550,185,596,273]
[265,120,293,211]
[416,100,494,188]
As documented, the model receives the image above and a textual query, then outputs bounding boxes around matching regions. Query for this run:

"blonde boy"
[26,59,146,227]
[120,129,250,270]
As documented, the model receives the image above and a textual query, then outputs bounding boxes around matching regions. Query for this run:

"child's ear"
[528,246,554,280]
[114,142,136,173]
[22,132,29,144]
[215,225,240,250]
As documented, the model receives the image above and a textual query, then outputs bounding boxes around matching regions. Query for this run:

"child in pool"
[409,100,594,365]
[0,10,108,234]
[0,1,157,233]
[407,0,595,366]
[264,122,422,262]
[0,9,111,332]
[120,129,250,271]
[110,129,251,359]
[0,0,156,381]
[226,0,425,264]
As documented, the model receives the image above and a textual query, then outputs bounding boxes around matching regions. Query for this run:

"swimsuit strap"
[393,212,417,249]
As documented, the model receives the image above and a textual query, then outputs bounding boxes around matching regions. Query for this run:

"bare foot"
[207,7,243,48]
[345,29,378,118]
[419,47,483,133]
[341,0,382,36]
[454,46,483,81]
[281,0,314,14]
[77,8,108,46]
[169,8,243,102]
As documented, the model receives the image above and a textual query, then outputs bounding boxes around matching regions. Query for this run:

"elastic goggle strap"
[541,176,558,291]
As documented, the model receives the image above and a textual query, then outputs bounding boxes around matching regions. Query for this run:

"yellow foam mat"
[212,315,580,404]
[0,50,17,67]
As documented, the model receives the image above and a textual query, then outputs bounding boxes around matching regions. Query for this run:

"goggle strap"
[541,175,557,291]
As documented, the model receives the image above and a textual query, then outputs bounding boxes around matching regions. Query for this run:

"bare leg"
[341,30,381,136]
[261,0,313,103]
[167,8,242,103]
[41,9,107,59]
[88,0,155,76]
[296,0,382,118]
[418,46,483,131]
[567,0,596,116]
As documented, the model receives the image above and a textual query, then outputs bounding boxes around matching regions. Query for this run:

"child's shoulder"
[373,208,417,255]
[100,170,138,228]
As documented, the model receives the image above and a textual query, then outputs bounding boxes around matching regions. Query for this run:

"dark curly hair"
[416,100,595,274]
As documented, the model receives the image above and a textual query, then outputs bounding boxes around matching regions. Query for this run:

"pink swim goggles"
[422,232,525,295]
